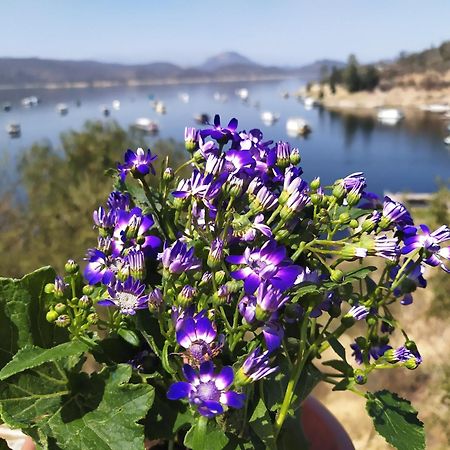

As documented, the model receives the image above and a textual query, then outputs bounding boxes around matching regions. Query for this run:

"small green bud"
[54,303,66,314]
[255,305,271,322]
[330,269,345,283]
[332,182,345,201]
[275,229,290,240]
[404,357,420,370]
[44,283,55,294]
[361,219,376,233]
[82,285,95,296]
[341,315,356,327]
[64,259,79,275]
[367,316,377,327]
[163,167,174,182]
[349,219,359,229]
[136,235,146,245]
[405,340,417,352]
[346,191,361,207]
[310,193,322,205]
[55,314,71,328]
[87,313,99,324]
[46,310,59,323]
[226,280,242,294]
[214,270,226,285]
[339,212,350,224]
[290,148,301,165]
[234,368,251,387]
[193,149,204,162]
[310,177,320,191]
[378,216,391,230]
[354,369,367,385]
[78,295,92,308]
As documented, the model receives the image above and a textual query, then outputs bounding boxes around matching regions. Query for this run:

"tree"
[329,66,341,94]
[343,54,361,93]
[362,65,380,91]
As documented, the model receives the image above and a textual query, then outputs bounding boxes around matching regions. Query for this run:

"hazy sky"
[1,0,449,66]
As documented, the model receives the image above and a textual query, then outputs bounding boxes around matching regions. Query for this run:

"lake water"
[1,78,449,196]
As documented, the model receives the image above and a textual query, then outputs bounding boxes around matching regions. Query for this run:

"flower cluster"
[43,115,449,446]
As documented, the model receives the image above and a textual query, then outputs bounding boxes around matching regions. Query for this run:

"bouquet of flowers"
[0,114,448,450]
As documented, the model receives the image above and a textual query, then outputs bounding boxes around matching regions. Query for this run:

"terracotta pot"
[17,397,353,450]
[301,397,354,450]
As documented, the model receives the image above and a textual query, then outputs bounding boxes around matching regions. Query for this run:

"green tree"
[329,66,341,94]
[0,121,186,277]
[343,54,361,93]
[361,65,380,91]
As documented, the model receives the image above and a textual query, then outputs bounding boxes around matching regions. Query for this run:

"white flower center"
[117,292,138,312]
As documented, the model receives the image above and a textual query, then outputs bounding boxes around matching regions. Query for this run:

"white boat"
[56,103,69,115]
[133,118,159,134]
[21,96,39,108]
[6,122,20,137]
[112,100,121,110]
[261,111,280,125]
[420,104,450,114]
[178,93,190,103]
[286,117,311,136]
[213,92,228,102]
[155,101,166,114]
[444,136,450,145]
[377,108,404,124]
[236,88,249,101]
[304,97,321,109]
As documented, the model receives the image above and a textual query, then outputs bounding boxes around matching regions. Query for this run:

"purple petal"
[199,361,214,382]
[177,318,196,348]
[97,299,115,307]
[230,267,253,280]
[401,242,421,254]
[226,254,246,265]
[171,191,188,198]
[198,401,223,417]
[215,366,234,390]
[167,382,192,400]
[263,324,283,353]
[195,317,217,343]
[220,391,245,409]
[244,274,261,294]
[227,118,238,131]
[182,364,198,384]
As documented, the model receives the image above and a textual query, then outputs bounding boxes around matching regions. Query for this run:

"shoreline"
[0,74,299,92]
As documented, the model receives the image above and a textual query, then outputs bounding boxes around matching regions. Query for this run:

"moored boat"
[6,122,21,137]
[133,117,159,134]
[286,117,311,136]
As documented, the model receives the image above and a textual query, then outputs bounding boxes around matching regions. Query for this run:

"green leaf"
[0,341,88,380]
[184,417,229,450]
[117,328,141,347]
[248,398,276,450]
[366,390,425,450]
[329,337,347,361]
[345,266,377,281]
[322,359,353,375]
[0,363,154,450]
[292,283,320,299]
[0,267,67,368]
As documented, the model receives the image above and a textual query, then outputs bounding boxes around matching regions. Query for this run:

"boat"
[236,88,249,101]
[377,108,404,125]
[194,113,210,125]
[261,111,280,125]
[112,100,121,110]
[281,91,290,99]
[2,102,11,112]
[6,122,21,137]
[213,92,227,103]
[420,104,450,114]
[56,103,69,115]
[286,117,311,136]
[179,93,190,103]
[155,101,166,114]
[133,118,159,134]
[444,136,450,145]
[21,96,39,108]
[101,106,110,117]
[304,97,321,109]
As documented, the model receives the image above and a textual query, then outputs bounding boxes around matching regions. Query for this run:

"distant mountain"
[0,53,345,88]
[288,59,346,76]
[200,52,258,71]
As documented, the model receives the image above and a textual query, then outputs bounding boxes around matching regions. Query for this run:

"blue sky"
[1,0,449,66]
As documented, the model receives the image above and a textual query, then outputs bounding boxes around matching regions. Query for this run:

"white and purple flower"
[118,148,157,181]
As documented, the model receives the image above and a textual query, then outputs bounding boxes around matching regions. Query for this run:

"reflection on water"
[0,78,449,195]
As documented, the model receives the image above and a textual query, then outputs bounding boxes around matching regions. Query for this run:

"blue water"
[0,79,449,195]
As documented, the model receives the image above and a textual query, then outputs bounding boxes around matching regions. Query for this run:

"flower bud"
[226,280,242,294]
[78,295,92,309]
[214,270,226,285]
[346,191,361,207]
[290,148,301,165]
[148,288,163,313]
[87,313,99,324]
[163,167,174,182]
[310,177,320,191]
[349,219,359,229]
[332,182,346,201]
[45,283,55,294]
[354,369,367,385]
[54,303,66,314]
[275,229,290,240]
[55,314,71,328]
[339,212,351,224]
[64,259,79,275]
[82,285,95,296]
[310,193,322,205]
[330,269,345,283]
[177,285,197,307]
[207,239,224,269]
[46,310,59,323]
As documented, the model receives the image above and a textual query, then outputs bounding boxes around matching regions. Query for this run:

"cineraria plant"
[0,114,448,450]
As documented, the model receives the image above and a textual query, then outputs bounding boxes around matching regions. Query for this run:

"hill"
[0,53,344,89]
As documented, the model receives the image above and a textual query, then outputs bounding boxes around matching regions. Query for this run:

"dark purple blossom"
[236,347,278,384]
[93,206,117,230]
[84,248,116,285]
[98,276,149,315]
[107,191,130,211]
[159,240,202,274]
[200,114,239,143]
[402,224,450,272]
[118,148,157,182]
[167,361,245,417]
[380,196,414,229]
[227,240,302,294]
[254,282,289,320]
[224,149,255,175]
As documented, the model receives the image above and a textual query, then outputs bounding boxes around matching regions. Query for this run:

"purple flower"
[402,224,450,272]
[346,304,370,321]
[184,127,199,152]
[310,291,341,318]
[385,346,422,368]
[93,206,117,230]
[118,148,157,182]
[107,191,130,210]
[227,240,302,294]
[159,240,202,274]
[254,282,289,320]
[380,196,413,229]
[239,214,272,242]
[223,149,255,175]
[84,248,115,285]
[176,310,221,365]
[54,276,68,296]
[236,347,278,384]
[98,276,149,315]
[200,114,239,143]
[250,185,278,212]
[351,341,390,365]
[112,207,161,256]
[167,361,245,417]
